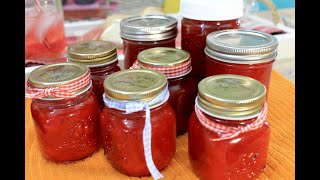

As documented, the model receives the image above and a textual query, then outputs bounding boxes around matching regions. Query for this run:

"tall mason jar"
[120,15,178,69]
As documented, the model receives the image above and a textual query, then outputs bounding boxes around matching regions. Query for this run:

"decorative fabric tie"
[130,59,192,79]
[194,101,268,141]
[25,71,91,99]
[103,86,170,180]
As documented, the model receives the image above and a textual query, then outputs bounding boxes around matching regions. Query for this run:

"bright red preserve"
[120,15,178,69]
[204,29,278,99]
[168,74,198,135]
[31,88,101,163]
[205,57,274,97]
[188,113,270,179]
[89,62,121,109]
[122,38,176,69]
[136,47,197,136]
[100,101,176,176]
[181,18,240,79]
[67,40,121,109]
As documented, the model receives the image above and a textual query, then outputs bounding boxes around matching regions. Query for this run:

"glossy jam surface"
[168,74,198,135]
[181,18,240,80]
[205,56,274,98]
[122,38,176,69]
[188,112,270,180]
[100,102,176,176]
[89,61,121,109]
[31,89,100,162]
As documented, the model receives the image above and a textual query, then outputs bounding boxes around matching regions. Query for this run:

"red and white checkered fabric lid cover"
[130,59,192,79]
[25,71,91,99]
[194,102,268,141]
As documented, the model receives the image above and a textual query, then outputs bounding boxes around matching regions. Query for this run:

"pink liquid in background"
[25,7,66,65]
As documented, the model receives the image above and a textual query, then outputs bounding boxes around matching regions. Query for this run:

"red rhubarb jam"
[136,47,197,135]
[28,63,100,162]
[205,29,278,99]
[180,0,243,80]
[188,74,270,180]
[100,69,176,176]
[120,15,178,69]
[68,40,121,109]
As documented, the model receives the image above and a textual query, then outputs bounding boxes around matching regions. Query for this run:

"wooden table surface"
[25,70,295,180]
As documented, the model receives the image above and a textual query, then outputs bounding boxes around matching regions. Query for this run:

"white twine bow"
[103,85,170,180]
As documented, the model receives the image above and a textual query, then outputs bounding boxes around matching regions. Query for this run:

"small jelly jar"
[67,40,121,109]
[26,62,100,163]
[180,0,243,80]
[188,74,270,180]
[100,69,176,178]
[120,15,178,69]
[205,29,278,99]
[135,47,197,135]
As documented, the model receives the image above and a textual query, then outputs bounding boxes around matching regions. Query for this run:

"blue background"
[258,0,295,11]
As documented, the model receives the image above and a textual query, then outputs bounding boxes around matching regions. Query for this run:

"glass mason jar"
[25,0,66,66]
[188,74,270,180]
[67,40,121,109]
[120,15,178,69]
[205,29,278,99]
[100,69,176,177]
[180,0,243,80]
[135,47,198,136]
[26,62,100,163]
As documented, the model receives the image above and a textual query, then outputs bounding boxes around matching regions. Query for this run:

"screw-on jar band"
[205,29,278,64]
[120,15,178,41]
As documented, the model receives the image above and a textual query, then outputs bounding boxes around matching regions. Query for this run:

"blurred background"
[62,0,295,82]
[26,0,295,82]
[62,0,295,27]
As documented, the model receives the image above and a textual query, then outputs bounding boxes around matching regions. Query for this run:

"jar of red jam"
[67,40,121,109]
[100,69,176,178]
[188,74,270,180]
[120,15,178,69]
[205,29,278,99]
[26,62,100,163]
[180,0,243,80]
[135,47,197,136]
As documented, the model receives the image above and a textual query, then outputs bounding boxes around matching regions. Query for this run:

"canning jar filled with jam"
[134,47,197,135]
[67,40,121,109]
[120,15,178,69]
[26,62,100,163]
[180,0,243,80]
[188,74,270,180]
[100,69,176,178]
[205,29,278,99]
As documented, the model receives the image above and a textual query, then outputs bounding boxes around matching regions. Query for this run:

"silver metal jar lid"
[205,29,279,64]
[120,15,178,41]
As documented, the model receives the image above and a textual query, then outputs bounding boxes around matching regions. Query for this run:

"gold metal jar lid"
[103,69,167,101]
[67,40,117,67]
[137,47,190,66]
[28,62,91,99]
[197,74,266,119]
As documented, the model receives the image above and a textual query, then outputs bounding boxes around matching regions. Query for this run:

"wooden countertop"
[25,70,295,180]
